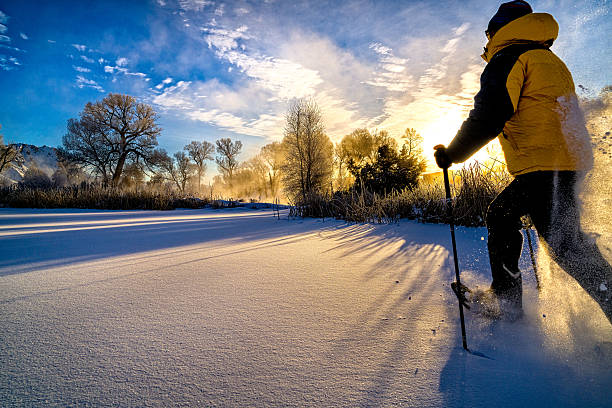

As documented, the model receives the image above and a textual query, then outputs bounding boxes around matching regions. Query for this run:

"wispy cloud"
[0,24,7,34]
[0,35,9,43]
[80,55,94,63]
[104,57,148,81]
[72,43,87,52]
[365,42,412,92]
[179,0,214,12]
[155,77,173,89]
[73,65,91,73]
[0,10,8,24]
[76,75,104,92]
[235,7,249,16]
[0,55,20,71]
[19,32,28,40]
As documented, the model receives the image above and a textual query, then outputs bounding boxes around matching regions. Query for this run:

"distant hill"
[0,144,60,185]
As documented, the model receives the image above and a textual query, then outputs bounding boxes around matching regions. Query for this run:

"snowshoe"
[452,282,522,321]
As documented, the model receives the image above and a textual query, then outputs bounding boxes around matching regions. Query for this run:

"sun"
[418,109,506,172]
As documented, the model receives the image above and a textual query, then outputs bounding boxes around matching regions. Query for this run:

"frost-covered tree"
[260,142,284,198]
[215,138,242,185]
[184,140,215,192]
[61,93,161,186]
[152,149,195,194]
[281,99,333,202]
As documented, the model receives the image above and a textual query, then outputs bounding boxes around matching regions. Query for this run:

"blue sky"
[0,0,610,168]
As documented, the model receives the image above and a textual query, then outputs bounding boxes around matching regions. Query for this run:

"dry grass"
[292,163,511,227]
[0,184,209,210]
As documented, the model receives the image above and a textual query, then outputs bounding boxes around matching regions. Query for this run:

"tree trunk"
[112,153,128,186]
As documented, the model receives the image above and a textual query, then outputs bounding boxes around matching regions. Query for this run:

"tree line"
[2,93,428,203]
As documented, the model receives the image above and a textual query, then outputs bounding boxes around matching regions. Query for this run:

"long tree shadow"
[0,208,350,277]
[317,221,466,405]
[318,220,555,405]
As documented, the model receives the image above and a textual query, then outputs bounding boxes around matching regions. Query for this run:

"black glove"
[433,145,453,169]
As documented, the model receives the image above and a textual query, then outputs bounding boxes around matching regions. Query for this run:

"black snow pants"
[486,170,612,323]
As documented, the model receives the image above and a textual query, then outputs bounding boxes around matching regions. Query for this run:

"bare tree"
[260,142,284,198]
[61,93,161,186]
[215,138,242,185]
[60,118,114,183]
[400,127,427,173]
[334,142,352,192]
[184,140,214,193]
[281,99,333,202]
[0,125,23,175]
[152,149,195,194]
[401,128,423,157]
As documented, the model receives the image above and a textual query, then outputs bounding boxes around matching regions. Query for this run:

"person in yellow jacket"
[434,0,611,322]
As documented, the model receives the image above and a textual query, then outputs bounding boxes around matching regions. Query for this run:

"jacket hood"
[481,13,558,62]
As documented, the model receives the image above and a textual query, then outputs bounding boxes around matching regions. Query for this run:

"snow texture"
[0,207,610,407]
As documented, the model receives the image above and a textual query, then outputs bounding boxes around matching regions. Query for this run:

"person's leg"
[530,171,612,324]
[486,177,530,308]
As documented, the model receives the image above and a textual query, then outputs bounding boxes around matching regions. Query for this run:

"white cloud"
[0,10,7,24]
[454,22,470,36]
[155,77,173,89]
[0,35,9,43]
[365,42,412,92]
[157,0,166,5]
[371,25,483,155]
[47,39,56,43]
[214,4,225,16]
[0,44,24,52]
[0,24,6,34]
[19,32,28,40]
[126,71,147,77]
[202,25,250,52]
[202,25,323,101]
[179,0,214,12]
[235,7,249,16]
[76,75,104,92]
[73,65,91,73]
[104,60,148,81]
[148,14,486,151]
[72,44,87,52]
[80,55,94,63]
[98,57,106,64]
[152,79,285,138]
[0,55,20,71]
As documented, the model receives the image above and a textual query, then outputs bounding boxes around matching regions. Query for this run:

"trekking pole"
[521,216,540,291]
[442,166,468,351]
[525,227,540,290]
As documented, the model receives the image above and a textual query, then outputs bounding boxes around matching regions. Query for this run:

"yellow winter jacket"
[447,13,593,175]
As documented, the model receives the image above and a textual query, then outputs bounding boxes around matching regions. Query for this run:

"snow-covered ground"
[0,205,610,407]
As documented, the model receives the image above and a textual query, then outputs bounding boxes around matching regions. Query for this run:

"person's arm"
[445,50,525,163]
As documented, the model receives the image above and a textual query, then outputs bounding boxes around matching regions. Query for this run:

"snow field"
[0,207,610,407]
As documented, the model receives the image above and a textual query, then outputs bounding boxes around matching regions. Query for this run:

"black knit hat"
[487,1,533,34]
